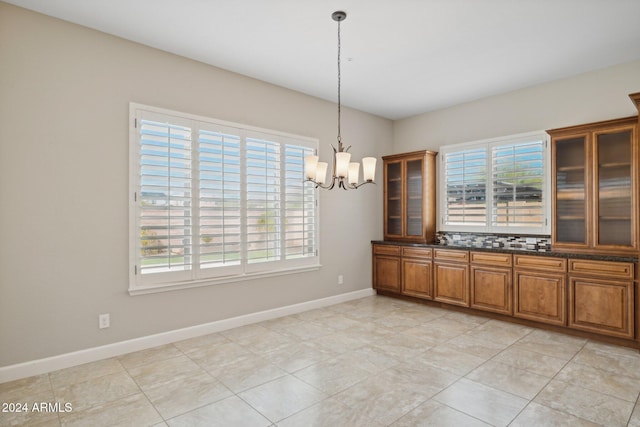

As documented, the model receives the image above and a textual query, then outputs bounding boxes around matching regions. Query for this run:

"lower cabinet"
[372,245,401,293]
[514,270,566,326]
[373,245,432,297]
[470,266,512,315]
[513,255,567,326]
[569,277,633,339]
[402,247,433,299]
[568,259,634,339]
[373,243,637,343]
[470,252,513,315]
[433,249,469,307]
[433,262,469,306]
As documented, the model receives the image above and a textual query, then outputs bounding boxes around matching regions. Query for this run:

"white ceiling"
[6,0,640,120]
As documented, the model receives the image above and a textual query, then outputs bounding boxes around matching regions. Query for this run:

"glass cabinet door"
[554,136,588,245]
[385,161,403,237]
[595,129,633,247]
[405,159,424,236]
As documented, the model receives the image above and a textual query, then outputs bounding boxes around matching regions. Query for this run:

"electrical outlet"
[526,237,537,244]
[99,313,110,329]
[338,274,344,285]
[453,234,461,241]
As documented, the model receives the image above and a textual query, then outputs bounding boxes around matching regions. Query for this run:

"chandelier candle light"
[304,10,377,190]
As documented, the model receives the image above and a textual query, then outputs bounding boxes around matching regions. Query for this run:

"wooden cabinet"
[548,116,638,254]
[433,249,469,307]
[513,255,567,326]
[372,244,433,298]
[568,258,634,339]
[470,252,513,315]
[383,150,437,243]
[372,243,637,344]
[372,244,401,293]
[401,247,433,299]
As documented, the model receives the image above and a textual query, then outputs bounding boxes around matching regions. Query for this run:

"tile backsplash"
[436,232,551,251]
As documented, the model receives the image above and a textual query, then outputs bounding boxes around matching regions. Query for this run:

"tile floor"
[3,295,640,426]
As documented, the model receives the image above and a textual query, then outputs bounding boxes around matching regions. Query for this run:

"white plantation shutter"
[137,116,193,284]
[284,143,316,260]
[130,104,319,292]
[491,139,545,230]
[245,136,282,269]
[440,131,549,234]
[443,146,488,227]
[198,125,242,276]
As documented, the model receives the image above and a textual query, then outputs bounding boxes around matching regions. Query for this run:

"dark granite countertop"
[371,240,638,263]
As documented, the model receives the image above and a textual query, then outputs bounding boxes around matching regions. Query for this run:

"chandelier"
[304,11,377,190]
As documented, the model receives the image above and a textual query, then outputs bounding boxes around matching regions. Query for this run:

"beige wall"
[393,60,640,153]
[0,3,390,366]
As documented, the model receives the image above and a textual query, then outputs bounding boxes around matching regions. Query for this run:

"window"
[440,131,549,234]
[129,104,319,294]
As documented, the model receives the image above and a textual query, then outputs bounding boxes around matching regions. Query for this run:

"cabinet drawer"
[402,247,432,258]
[373,244,401,256]
[513,255,566,272]
[470,251,512,267]
[568,259,633,280]
[434,248,469,262]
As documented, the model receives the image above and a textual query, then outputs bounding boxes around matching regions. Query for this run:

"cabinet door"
[470,266,512,315]
[405,158,424,238]
[514,270,566,326]
[373,255,401,293]
[433,262,469,307]
[553,135,590,249]
[569,276,633,339]
[402,258,432,299]
[384,161,403,240]
[593,126,636,250]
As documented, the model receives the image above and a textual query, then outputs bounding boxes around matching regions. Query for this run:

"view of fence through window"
[443,136,546,232]
[136,115,317,279]
[492,141,544,227]
[139,120,193,274]
[445,147,488,226]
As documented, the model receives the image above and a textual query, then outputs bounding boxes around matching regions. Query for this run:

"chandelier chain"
[337,18,341,145]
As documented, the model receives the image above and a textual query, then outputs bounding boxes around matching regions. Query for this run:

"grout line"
[626,391,640,426]
[46,373,63,427]
[502,336,583,424]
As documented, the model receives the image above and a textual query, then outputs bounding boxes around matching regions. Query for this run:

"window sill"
[128,264,322,296]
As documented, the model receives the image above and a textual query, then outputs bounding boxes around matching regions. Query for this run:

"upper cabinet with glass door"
[548,113,638,254]
[553,134,590,248]
[383,150,437,243]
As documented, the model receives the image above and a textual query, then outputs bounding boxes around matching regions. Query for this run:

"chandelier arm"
[350,180,377,189]
[306,178,336,190]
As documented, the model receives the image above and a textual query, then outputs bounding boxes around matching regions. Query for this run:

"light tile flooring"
[3,295,640,426]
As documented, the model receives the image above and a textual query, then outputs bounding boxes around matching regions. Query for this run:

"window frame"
[129,103,320,295]
[439,130,551,235]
